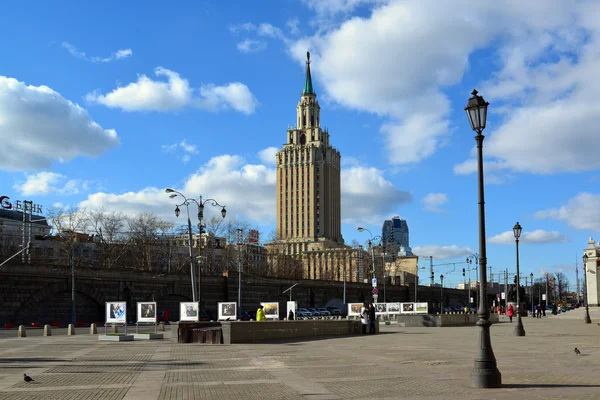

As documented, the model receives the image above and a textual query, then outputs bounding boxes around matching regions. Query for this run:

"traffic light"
[462,268,465,277]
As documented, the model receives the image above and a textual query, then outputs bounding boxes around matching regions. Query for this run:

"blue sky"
[1,0,599,290]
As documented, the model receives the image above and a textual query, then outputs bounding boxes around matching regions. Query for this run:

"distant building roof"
[0,209,49,226]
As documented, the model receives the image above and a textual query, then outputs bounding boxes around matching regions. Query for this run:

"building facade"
[584,237,600,307]
[267,52,369,282]
[275,51,343,248]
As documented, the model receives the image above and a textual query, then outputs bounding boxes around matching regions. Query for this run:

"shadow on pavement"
[502,383,600,388]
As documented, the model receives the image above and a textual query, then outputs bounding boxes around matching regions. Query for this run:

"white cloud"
[79,152,410,226]
[341,166,411,224]
[534,193,600,232]
[257,23,285,39]
[13,172,82,196]
[258,147,278,165]
[452,3,600,174]
[179,140,198,154]
[421,193,449,214]
[300,0,386,17]
[162,140,199,164]
[0,76,119,171]
[290,1,598,170]
[286,18,300,35]
[86,67,258,114]
[62,41,132,63]
[488,230,570,245]
[413,245,476,260]
[237,39,267,53]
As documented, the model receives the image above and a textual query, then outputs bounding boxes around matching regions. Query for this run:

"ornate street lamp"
[465,89,501,388]
[530,272,534,314]
[357,227,379,303]
[166,188,226,304]
[513,222,525,336]
[583,253,592,324]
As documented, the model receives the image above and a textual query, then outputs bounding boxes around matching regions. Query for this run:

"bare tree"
[126,213,174,271]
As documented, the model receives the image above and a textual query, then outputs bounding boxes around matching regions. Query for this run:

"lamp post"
[466,254,479,309]
[513,222,525,336]
[440,274,444,313]
[530,272,534,314]
[465,89,501,388]
[165,189,226,304]
[583,253,592,324]
[357,227,378,303]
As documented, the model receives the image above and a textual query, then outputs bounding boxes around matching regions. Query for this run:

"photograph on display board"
[415,302,429,313]
[348,303,363,316]
[400,302,415,313]
[180,302,200,321]
[375,303,387,314]
[260,302,279,319]
[106,302,126,324]
[286,301,297,319]
[137,302,157,323]
[218,302,237,320]
[387,302,400,314]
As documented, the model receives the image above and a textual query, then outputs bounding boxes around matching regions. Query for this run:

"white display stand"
[218,302,237,321]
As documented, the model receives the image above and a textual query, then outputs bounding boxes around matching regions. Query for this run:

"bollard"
[111,325,119,334]
[158,322,165,332]
[43,325,52,336]
[90,323,97,335]
[18,325,26,338]
[67,324,76,336]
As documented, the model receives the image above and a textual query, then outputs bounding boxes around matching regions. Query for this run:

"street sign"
[373,294,378,301]
[372,288,379,295]
[501,292,505,299]
[372,278,377,287]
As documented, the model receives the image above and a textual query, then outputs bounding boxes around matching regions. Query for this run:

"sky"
[1,0,599,290]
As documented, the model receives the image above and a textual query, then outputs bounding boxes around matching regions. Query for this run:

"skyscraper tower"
[382,216,411,255]
[275,51,343,250]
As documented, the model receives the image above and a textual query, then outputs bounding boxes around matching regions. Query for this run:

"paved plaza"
[0,310,599,400]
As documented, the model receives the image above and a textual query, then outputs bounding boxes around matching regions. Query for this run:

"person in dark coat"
[368,303,376,334]
[288,310,294,320]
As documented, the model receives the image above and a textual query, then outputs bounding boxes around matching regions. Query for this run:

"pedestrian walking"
[507,304,514,323]
[536,304,542,318]
[360,303,368,334]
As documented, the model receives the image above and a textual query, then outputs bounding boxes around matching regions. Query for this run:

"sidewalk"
[0,316,598,399]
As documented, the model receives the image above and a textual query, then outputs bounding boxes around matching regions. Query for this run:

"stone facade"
[0,262,478,325]
[584,237,600,307]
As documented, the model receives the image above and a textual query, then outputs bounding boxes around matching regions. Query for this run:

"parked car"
[297,308,312,318]
[327,306,342,316]
[307,308,321,317]
[317,308,331,317]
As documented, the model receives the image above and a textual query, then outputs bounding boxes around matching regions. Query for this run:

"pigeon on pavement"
[23,374,34,383]
[574,348,581,355]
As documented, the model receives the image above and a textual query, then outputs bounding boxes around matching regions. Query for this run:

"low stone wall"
[221,320,369,344]
[396,313,500,327]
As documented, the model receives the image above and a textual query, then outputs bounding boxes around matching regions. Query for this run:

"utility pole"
[71,243,77,326]
[429,256,434,286]
[236,229,243,317]
[504,269,508,311]
[575,253,581,305]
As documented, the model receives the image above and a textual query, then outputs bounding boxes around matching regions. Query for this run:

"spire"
[303,51,315,95]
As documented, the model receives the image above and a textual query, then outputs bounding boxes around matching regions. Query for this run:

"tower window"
[300,134,306,145]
